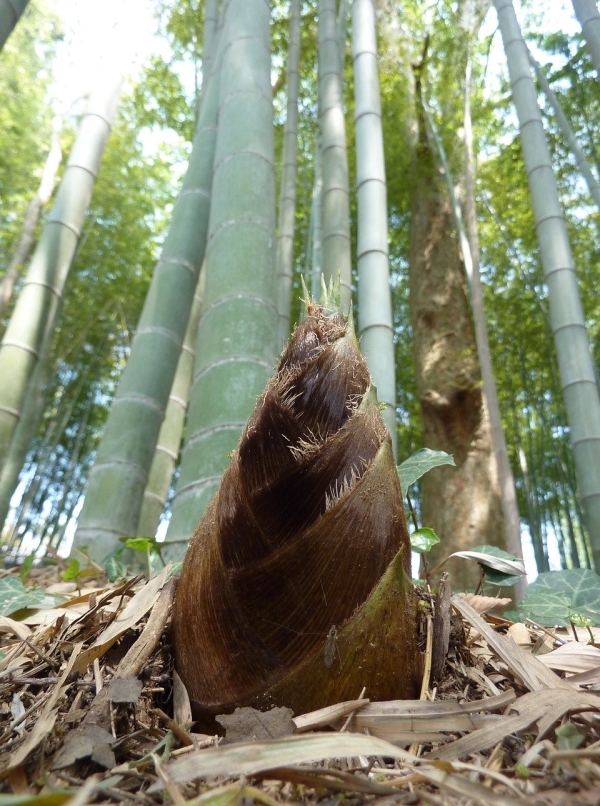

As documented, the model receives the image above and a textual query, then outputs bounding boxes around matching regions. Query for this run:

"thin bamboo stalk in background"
[0,71,124,473]
[136,271,204,538]
[352,0,398,459]
[318,0,352,312]
[310,136,323,300]
[463,56,525,598]
[275,0,302,347]
[337,0,349,73]
[528,50,600,211]
[73,44,223,562]
[571,0,600,79]
[0,115,63,321]
[494,0,600,569]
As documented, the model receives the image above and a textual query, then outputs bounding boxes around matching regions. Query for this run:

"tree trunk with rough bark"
[408,76,506,591]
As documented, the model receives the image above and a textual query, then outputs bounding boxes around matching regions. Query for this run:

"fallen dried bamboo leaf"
[72,565,171,674]
[507,622,531,646]
[157,732,417,787]
[535,690,600,739]
[457,593,512,614]
[173,668,192,726]
[428,688,600,761]
[330,691,516,743]
[52,576,176,770]
[0,617,32,641]
[260,765,399,796]
[293,698,370,733]
[116,576,175,677]
[2,642,84,776]
[536,642,600,673]
[156,729,534,805]
[452,595,572,691]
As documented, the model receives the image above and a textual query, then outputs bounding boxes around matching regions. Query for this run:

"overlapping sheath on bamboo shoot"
[174,306,420,715]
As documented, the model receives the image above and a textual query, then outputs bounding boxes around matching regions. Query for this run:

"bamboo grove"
[1,0,600,585]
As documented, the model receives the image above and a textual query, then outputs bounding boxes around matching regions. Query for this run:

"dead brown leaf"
[216,706,295,743]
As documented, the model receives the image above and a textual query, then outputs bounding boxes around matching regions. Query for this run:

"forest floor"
[1,561,600,806]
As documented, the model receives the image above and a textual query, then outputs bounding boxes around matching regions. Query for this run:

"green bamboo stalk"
[136,270,205,538]
[528,51,600,211]
[494,0,600,567]
[0,114,63,320]
[0,0,28,52]
[571,0,600,78]
[337,0,349,73]
[352,0,397,459]
[318,0,352,312]
[0,72,123,472]
[310,136,324,300]
[72,44,223,562]
[202,0,219,80]
[135,3,219,539]
[275,0,301,347]
[165,0,278,551]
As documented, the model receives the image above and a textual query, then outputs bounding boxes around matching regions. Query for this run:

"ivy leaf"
[449,544,526,577]
[483,568,524,588]
[105,554,128,583]
[397,449,455,491]
[556,722,585,750]
[0,578,46,617]
[410,527,440,554]
[519,569,600,627]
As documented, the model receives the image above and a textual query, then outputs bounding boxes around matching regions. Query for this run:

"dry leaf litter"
[2,562,600,806]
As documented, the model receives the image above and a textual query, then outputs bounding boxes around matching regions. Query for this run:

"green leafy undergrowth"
[448,545,526,587]
[0,577,65,618]
[519,568,600,627]
[397,448,456,492]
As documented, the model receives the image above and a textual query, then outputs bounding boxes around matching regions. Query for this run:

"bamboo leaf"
[161,732,415,785]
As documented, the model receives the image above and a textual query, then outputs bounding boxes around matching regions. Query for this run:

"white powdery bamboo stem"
[572,0,600,79]
[528,51,600,212]
[275,0,302,347]
[495,0,600,566]
[352,0,397,459]
[318,0,352,313]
